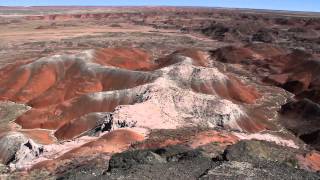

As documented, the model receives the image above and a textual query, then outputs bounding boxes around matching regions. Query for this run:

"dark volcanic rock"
[108,150,166,170]
[281,99,320,150]
[54,154,110,180]
[54,142,320,180]
[297,90,320,105]
[252,29,275,43]
[225,140,299,167]
[201,23,229,40]
[103,145,213,180]
[211,44,320,106]
[201,140,320,180]
[200,161,319,180]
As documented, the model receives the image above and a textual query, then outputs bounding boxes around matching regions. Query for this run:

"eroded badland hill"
[0,6,320,179]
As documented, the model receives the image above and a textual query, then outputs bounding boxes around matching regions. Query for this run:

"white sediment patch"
[20,127,147,170]
[65,53,249,132]
[0,132,44,171]
[233,132,299,149]
[211,99,245,130]
[22,50,95,69]
[195,66,228,82]
[107,74,246,131]
[18,133,106,170]
[86,84,150,102]
[172,55,194,65]
[159,58,229,90]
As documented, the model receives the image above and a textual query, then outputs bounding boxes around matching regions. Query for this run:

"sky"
[0,0,319,12]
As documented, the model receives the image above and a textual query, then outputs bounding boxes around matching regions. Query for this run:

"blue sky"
[0,0,319,12]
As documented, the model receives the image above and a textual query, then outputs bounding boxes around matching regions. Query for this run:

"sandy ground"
[0,20,216,44]
[0,17,223,68]
[0,24,153,43]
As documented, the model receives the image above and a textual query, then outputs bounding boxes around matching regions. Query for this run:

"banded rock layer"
[0,47,292,171]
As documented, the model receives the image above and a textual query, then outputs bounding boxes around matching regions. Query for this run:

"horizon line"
[0,5,320,13]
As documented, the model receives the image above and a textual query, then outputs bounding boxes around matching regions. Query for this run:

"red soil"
[25,13,114,21]
[135,130,239,150]
[15,89,141,130]
[235,116,272,133]
[191,75,261,104]
[94,48,154,70]
[298,151,320,172]
[159,48,262,104]
[0,48,156,108]
[156,49,209,68]
[32,129,144,171]
[188,130,239,148]
[19,129,55,145]
[54,113,107,141]
[211,44,286,65]
[212,44,320,103]
[60,129,144,158]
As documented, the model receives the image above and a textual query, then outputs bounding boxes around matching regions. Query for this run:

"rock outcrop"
[0,132,43,169]
[211,44,320,104]
[0,101,31,134]
[280,99,320,151]
[55,141,320,180]
[0,132,30,165]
